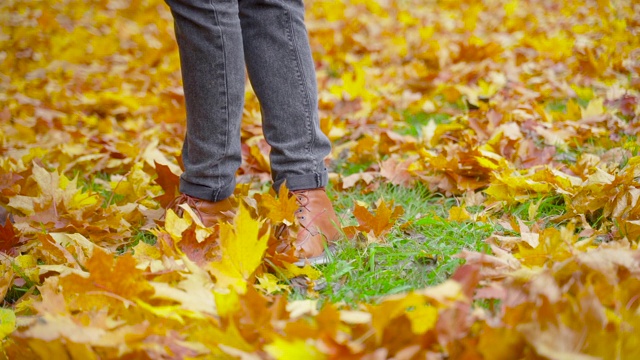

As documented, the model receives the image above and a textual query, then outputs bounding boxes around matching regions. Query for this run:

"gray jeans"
[165,0,332,202]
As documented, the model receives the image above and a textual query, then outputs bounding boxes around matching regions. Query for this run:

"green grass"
[302,184,497,305]
[397,111,451,137]
[297,183,575,305]
[497,195,567,224]
[332,160,373,177]
[77,172,125,208]
[116,230,157,255]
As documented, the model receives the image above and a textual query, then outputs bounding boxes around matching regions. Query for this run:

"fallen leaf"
[207,202,269,293]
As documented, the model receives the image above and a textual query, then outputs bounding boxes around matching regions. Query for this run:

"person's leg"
[239,0,340,264]
[165,0,244,202]
[238,0,332,192]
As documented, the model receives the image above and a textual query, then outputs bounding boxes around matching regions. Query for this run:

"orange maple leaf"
[353,199,404,237]
[153,161,181,208]
[255,183,299,226]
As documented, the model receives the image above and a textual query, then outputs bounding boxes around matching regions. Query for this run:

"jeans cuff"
[179,176,236,202]
[274,170,328,192]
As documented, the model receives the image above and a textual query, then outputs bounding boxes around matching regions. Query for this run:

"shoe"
[290,188,341,266]
[167,193,234,227]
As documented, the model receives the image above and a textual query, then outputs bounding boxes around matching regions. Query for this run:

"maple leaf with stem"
[207,201,269,294]
[255,183,299,226]
[352,199,404,239]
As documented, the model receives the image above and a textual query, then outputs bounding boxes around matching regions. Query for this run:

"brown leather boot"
[167,194,235,228]
[291,188,341,266]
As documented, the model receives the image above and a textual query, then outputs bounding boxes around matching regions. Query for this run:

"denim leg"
[165,0,244,202]
[239,0,332,192]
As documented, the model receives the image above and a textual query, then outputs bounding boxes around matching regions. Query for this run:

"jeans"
[164,0,332,202]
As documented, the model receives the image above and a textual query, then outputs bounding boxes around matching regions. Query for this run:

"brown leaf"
[153,161,180,207]
[353,199,404,238]
[0,220,21,255]
[255,184,299,226]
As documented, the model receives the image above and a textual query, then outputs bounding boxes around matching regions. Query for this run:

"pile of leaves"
[1,0,640,358]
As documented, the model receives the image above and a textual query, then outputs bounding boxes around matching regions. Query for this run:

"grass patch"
[397,111,451,137]
[498,195,567,223]
[332,160,373,177]
[77,172,125,208]
[313,184,497,305]
[116,230,157,255]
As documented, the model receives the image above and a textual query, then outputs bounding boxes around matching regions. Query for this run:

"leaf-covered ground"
[1,0,640,358]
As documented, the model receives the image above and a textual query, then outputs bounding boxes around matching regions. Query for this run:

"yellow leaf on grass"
[448,206,471,221]
[15,254,40,284]
[264,337,326,360]
[281,262,323,280]
[49,232,97,260]
[208,202,269,293]
[256,184,299,225]
[256,273,290,294]
[584,167,615,187]
[0,308,16,338]
[59,174,100,209]
[131,240,163,272]
[353,199,404,238]
[581,97,604,118]
[32,163,60,200]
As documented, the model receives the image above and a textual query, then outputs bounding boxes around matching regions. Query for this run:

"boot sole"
[293,245,335,267]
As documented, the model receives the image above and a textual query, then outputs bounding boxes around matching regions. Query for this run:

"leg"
[239,0,340,265]
[238,0,332,192]
[165,0,244,202]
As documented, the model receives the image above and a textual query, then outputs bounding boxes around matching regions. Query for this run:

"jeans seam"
[209,0,228,201]
[283,8,316,173]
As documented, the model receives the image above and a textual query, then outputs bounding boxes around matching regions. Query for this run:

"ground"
[1,0,640,358]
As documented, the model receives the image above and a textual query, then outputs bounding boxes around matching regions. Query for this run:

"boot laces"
[291,190,325,235]
[292,191,310,219]
[165,193,203,220]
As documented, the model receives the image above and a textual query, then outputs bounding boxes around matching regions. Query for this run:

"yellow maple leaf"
[280,262,323,281]
[256,184,298,225]
[353,199,404,238]
[406,304,438,335]
[207,202,269,293]
[214,289,241,318]
[581,98,605,118]
[368,292,427,343]
[59,174,100,210]
[144,256,216,319]
[256,273,290,294]
[264,337,326,360]
[0,308,16,339]
[164,208,192,241]
[448,205,471,222]
[14,254,40,284]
